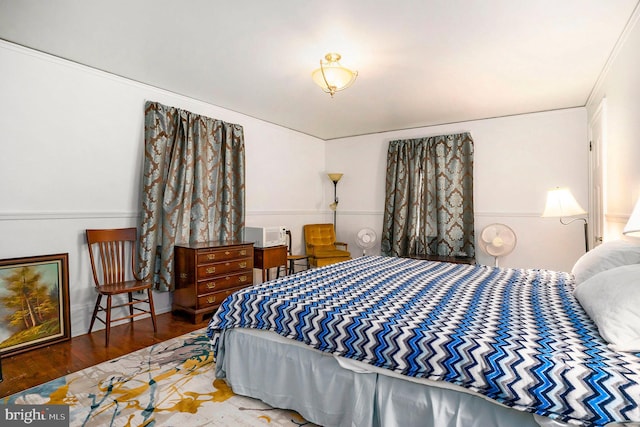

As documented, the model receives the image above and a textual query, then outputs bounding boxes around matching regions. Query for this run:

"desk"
[254,245,288,282]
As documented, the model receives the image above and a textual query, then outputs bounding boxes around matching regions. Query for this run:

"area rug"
[2,328,318,426]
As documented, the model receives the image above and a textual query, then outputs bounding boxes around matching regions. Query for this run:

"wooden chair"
[86,228,157,346]
[303,224,351,267]
[285,229,309,274]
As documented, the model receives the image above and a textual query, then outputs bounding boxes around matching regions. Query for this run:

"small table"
[254,245,288,282]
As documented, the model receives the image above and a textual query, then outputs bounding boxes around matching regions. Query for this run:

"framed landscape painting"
[0,253,70,357]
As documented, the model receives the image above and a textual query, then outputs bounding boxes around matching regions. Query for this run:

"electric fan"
[355,228,377,256]
[478,223,517,267]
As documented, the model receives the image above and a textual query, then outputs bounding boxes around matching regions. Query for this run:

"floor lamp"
[542,187,589,252]
[327,173,343,230]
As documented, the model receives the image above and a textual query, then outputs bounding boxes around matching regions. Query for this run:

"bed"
[206,250,640,427]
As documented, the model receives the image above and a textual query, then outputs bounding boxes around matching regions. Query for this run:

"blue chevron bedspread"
[206,255,640,426]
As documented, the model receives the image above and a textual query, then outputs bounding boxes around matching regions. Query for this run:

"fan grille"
[479,223,516,260]
[356,228,377,250]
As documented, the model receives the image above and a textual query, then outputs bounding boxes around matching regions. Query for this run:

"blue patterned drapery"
[381,132,474,258]
[137,101,245,291]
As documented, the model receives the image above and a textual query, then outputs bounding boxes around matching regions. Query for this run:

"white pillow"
[573,264,640,352]
[571,239,640,285]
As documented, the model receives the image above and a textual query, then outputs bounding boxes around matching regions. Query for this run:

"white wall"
[0,41,325,337]
[586,12,640,237]
[326,108,589,272]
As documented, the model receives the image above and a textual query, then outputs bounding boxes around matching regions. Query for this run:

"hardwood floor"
[0,312,207,398]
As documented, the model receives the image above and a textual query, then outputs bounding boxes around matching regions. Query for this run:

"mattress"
[207,256,640,426]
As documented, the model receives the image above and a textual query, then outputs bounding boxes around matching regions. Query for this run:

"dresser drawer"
[197,288,242,309]
[197,247,251,264]
[196,258,253,278]
[197,271,251,295]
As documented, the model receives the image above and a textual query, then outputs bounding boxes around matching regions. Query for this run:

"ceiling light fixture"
[312,53,358,97]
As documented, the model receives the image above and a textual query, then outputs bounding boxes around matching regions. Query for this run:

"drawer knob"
[239,262,247,268]
[206,254,216,260]
[207,296,217,304]
[240,250,246,256]
[206,266,216,274]
[239,275,247,282]
[180,273,188,279]
[225,251,231,255]
[206,282,216,289]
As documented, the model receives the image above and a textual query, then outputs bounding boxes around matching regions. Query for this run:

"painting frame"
[0,253,70,358]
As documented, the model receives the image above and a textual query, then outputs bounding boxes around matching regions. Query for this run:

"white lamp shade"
[542,187,587,218]
[623,199,640,236]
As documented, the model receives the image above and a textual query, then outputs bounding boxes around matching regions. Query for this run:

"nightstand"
[254,245,288,282]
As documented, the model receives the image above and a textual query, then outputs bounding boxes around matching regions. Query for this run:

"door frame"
[588,97,607,248]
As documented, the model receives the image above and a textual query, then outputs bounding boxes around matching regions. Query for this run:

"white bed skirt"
[214,328,556,427]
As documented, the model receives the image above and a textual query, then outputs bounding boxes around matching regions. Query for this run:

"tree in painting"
[0,265,60,346]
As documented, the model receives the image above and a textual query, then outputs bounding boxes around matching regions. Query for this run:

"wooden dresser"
[173,241,254,323]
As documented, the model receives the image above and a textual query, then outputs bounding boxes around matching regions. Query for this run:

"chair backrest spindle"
[286,230,293,256]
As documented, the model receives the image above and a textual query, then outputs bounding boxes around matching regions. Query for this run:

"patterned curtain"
[381,132,474,258]
[137,101,245,291]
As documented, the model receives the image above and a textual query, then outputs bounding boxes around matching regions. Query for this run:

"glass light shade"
[327,173,343,183]
[312,53,358,96]
[623,199,640,236]
[541,187,587,218]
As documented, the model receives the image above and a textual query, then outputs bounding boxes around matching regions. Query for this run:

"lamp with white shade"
[542,187,589,252]
[623,198,640,237]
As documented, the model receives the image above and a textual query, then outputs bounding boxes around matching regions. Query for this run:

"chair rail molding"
[1,209,575,221]
[332,210,549,218]
[606,212,632,224]
[0,211,139,221]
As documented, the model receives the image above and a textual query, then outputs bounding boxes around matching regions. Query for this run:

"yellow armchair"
[303,223,351,267]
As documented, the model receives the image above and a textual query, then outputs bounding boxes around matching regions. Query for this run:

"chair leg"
[88,295,102,334]
[147,289,157,333]
[105,295,112,347]
[128,292,134,323]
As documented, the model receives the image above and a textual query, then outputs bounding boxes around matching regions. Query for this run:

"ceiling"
[1,0,638,140]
